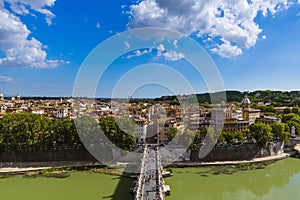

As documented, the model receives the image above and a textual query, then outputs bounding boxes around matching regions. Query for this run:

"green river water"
[1,158,300,200]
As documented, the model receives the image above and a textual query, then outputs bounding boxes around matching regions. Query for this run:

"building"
[241,96,260,124]
[31,108,45,115]
[157,119,177,144]
[56,107,69,119]
[135,118,148,144]
[256,115,279,125]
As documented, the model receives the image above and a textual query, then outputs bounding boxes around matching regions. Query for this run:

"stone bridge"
[134,145,169,200]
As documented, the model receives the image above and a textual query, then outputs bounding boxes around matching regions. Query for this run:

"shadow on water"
[109,163,140,200]
[109,175,134,200]
[101,164,136,200]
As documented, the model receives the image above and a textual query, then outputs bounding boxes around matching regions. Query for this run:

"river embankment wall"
[0,149,97,167]
[190,142,284,162]
[0,142,286,168]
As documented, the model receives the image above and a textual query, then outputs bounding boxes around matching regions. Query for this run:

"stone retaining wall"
[190,142,284,162]
[0,149,96,163]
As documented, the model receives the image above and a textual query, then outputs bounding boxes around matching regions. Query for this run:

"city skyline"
[0,0,300,98]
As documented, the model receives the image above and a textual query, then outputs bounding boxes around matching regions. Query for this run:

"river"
[1,158,300,200]
[165,158,300,200]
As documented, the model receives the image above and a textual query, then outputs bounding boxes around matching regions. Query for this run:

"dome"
[241,96,250,104]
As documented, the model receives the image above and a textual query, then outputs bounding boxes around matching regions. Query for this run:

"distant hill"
[156,90,300,106]
[3,90,300,107]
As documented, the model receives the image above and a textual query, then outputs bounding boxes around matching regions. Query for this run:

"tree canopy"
[249,122,273,147]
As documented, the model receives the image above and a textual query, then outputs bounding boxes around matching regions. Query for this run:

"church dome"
[241,96,251,104]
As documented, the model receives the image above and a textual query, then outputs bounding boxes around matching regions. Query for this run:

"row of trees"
[0,111,295,153]
[166,121,290,148]
[0,113,136,152]
[0,113,80,151]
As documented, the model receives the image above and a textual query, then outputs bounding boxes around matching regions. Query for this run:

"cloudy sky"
[0,0,300,97]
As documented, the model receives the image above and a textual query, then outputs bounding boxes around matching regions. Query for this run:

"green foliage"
[171,129,203,149]
[286,121,300,136]
[166,168,173,173]
[166,128,178,141]
[251,105,278,115]
[192,130,202,147]
[292,106,300,115]
[281,113,300,123]
[169,100,180,106]
[283,108,292,114]
[291,99,300,106]
[249,122,273,147]
[98,117,136,151]
[281,113,300,136]
[0,113,136,153]
[0,113,81,152]
[157,90,300,106]
[219,131,246,144]
[271,122,290,143]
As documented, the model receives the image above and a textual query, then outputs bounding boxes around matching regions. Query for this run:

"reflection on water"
[0,158,299,200]
[165,158,300,200]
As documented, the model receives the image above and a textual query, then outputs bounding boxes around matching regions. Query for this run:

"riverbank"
[0,152,295,175]
[0,150,297,175]
[169,151,295,167]
[0,161,103,174]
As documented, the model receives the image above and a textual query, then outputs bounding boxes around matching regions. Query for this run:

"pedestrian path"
[134,145,168,200]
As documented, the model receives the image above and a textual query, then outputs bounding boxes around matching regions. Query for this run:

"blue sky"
[0,0,300,98]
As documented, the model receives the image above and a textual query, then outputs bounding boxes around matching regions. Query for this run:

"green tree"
[0,113,84,152]
[219,131,246,144]
[166,128,178,141]
[286,121,300,136]
[221,132,236,144]
[249,122,273,147]
[271,122,290,143]
[283,108,292,114]
[190,130,202,148]
[282,113,300,123]
[292,106,300,115]
[98,117,136,151]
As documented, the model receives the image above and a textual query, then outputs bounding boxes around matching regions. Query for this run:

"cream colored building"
[241,96,260,124]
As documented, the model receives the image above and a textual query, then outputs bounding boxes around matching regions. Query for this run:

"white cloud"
[0,74,13,82]
[0,0,64,68]
[126,44,185,61]
[5,0,57,25]
[127,49,150,59]
[211,39,243,58]
[96,22,101,29]
[156,44,185,61]
[128,0,296,58]
[9,2,30,15]
[161,50,185,61]
[157,44,165,51]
